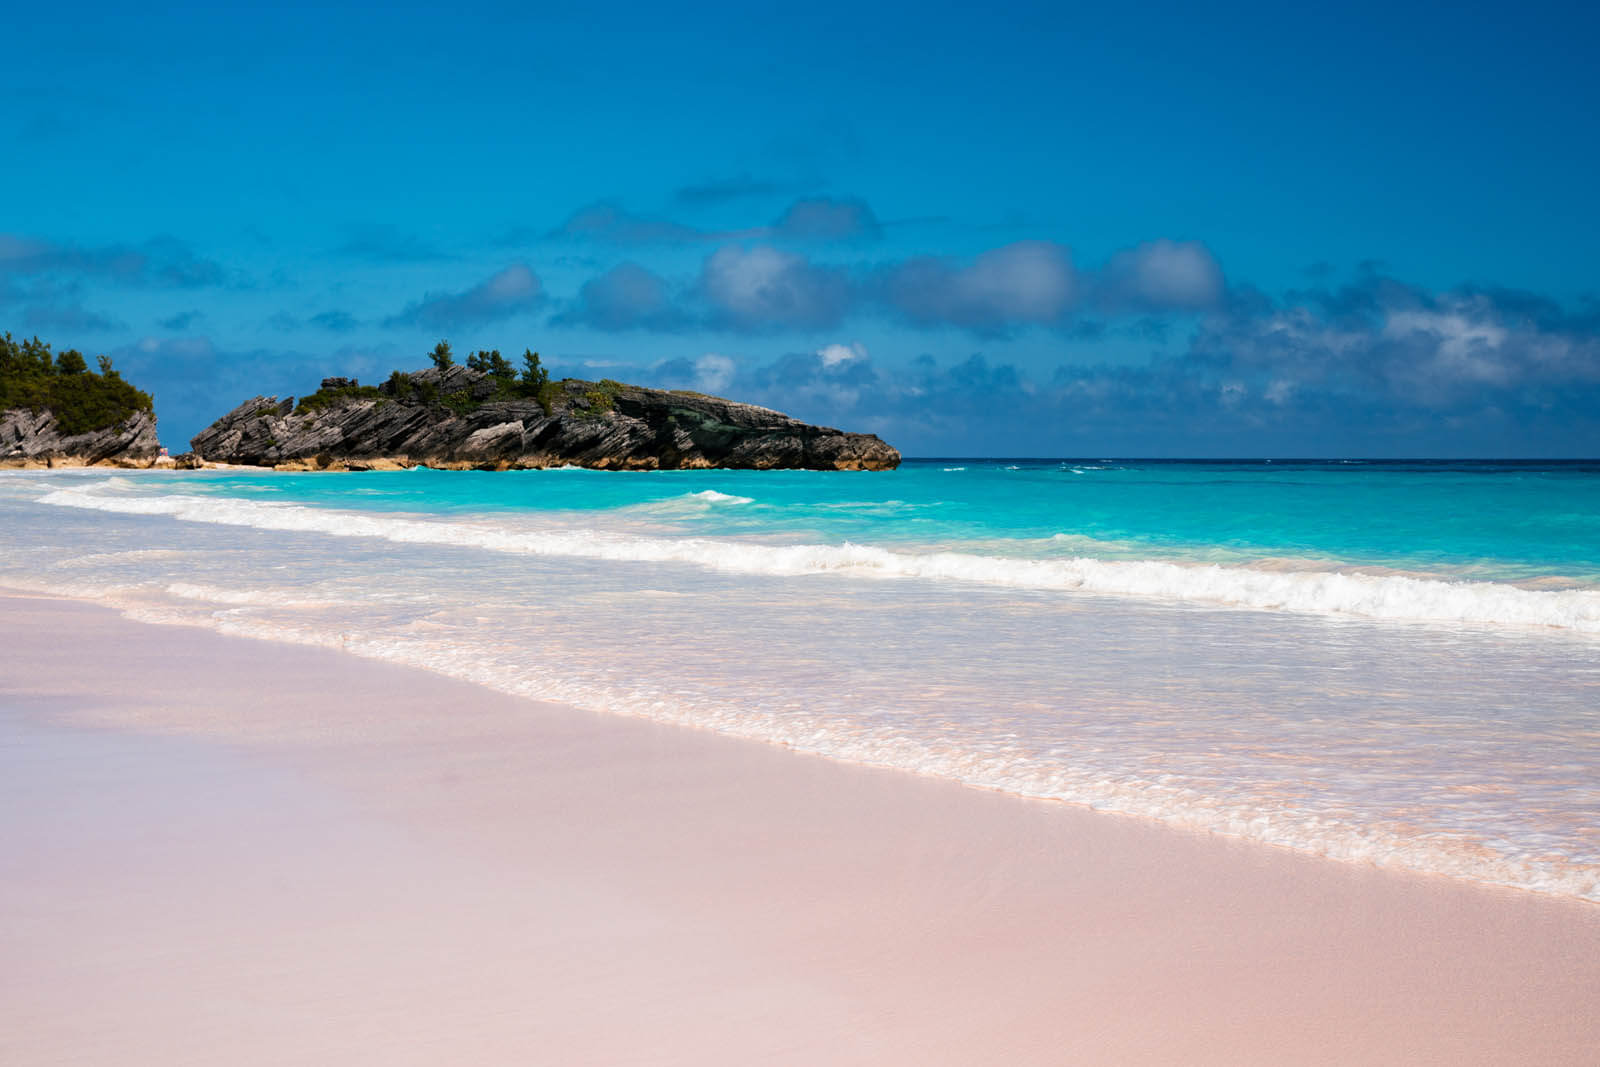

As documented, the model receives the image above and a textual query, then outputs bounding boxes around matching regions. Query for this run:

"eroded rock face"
[0,409,162,468]
[189,370,901,471]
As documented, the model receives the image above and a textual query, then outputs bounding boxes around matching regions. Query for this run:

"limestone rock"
[190,370,900,472]
[0,408,162,468]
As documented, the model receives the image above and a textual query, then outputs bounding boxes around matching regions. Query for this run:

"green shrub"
[280,340,639,424]
[295,383,384,414]
[440,389,477,416]
[517,349,548,394]
[535,378,561,415]
[467,348,516,387]
[580,378,624,415]
[0,332,154,435]
[383,370,415,400]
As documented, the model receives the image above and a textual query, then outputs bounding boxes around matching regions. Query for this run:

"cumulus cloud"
[882,241,1078,333]
[533,265,1600,454]
[699,245,852,330]
[1191,284,1600,411]
[817,340,867,367]
[386,264,545,329]
[660,275,1600,454]
[1097,239,1225,312]
[559,236,1233,336]
[691,353,736,393]
[645,352,740,394]
[1017,276,1600,454]
[551,261,688,331]
[876,239,1226,332]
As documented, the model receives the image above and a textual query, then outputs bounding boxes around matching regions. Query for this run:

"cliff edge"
[1,409,162,468]
[1,333,161,468]
[190,366,900,471]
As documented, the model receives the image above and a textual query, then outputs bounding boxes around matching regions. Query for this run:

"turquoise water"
[2,460,1597,901]
[180,459,1600,584]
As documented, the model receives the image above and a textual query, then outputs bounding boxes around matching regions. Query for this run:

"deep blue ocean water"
[3,459,1597,900]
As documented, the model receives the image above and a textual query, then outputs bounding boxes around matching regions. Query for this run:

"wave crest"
[39,483,1600,634]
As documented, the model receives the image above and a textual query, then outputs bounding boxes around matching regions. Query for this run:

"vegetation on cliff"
[0,333,155,436]
[191,338,900,471]
[294,341,559,415]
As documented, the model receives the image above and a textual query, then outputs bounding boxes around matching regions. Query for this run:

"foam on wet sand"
[2,593,1597,1064]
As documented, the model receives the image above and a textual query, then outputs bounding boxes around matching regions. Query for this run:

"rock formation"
[0,409,163,468]
[189,367,900,471]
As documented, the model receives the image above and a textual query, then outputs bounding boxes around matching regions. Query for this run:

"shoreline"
[3,591,1599,1063]
[5,545,1596,904]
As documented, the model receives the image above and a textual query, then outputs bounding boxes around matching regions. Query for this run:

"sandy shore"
[2,593,1597,1064]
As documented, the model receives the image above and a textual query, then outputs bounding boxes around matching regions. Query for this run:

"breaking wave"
[39,482,1600,634]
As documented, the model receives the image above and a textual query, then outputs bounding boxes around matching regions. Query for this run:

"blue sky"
[5,1,1599,455]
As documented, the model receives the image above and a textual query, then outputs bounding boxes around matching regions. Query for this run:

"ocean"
[3,459,1597,901]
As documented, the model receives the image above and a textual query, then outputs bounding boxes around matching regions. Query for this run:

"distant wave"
[619,489,756,519]
[39,482,1600,634]
[686,489,752,504]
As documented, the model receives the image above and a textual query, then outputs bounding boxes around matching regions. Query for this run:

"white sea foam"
[621,489,756,519]
[88,598,1600,902]
[163,582,342,609]
[38,482,1600,634]
[686,489,753,504]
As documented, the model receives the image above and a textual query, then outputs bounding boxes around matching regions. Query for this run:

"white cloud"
[553,261,685,331]
[1383,307,1513,384]
[884,241,1078,331]
[386,263,545,328]
[699,245,851,329]
[817,341,867,367]
[693,353,736,393]
[1099,239,1224,311]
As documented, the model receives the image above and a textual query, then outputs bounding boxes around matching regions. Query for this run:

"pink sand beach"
[2,593,1597,1064]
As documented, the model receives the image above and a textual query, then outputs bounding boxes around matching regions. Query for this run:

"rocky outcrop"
[190,368,900,471]
[0,408,162,468]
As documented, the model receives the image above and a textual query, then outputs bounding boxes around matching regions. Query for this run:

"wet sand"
[2,593,1597,1064]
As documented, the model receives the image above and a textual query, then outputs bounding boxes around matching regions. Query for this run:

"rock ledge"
[190,368,900,471]
[1,409,162,468]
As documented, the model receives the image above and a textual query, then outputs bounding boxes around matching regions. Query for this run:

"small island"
[189,342,900,471]
[0,333,160,468]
